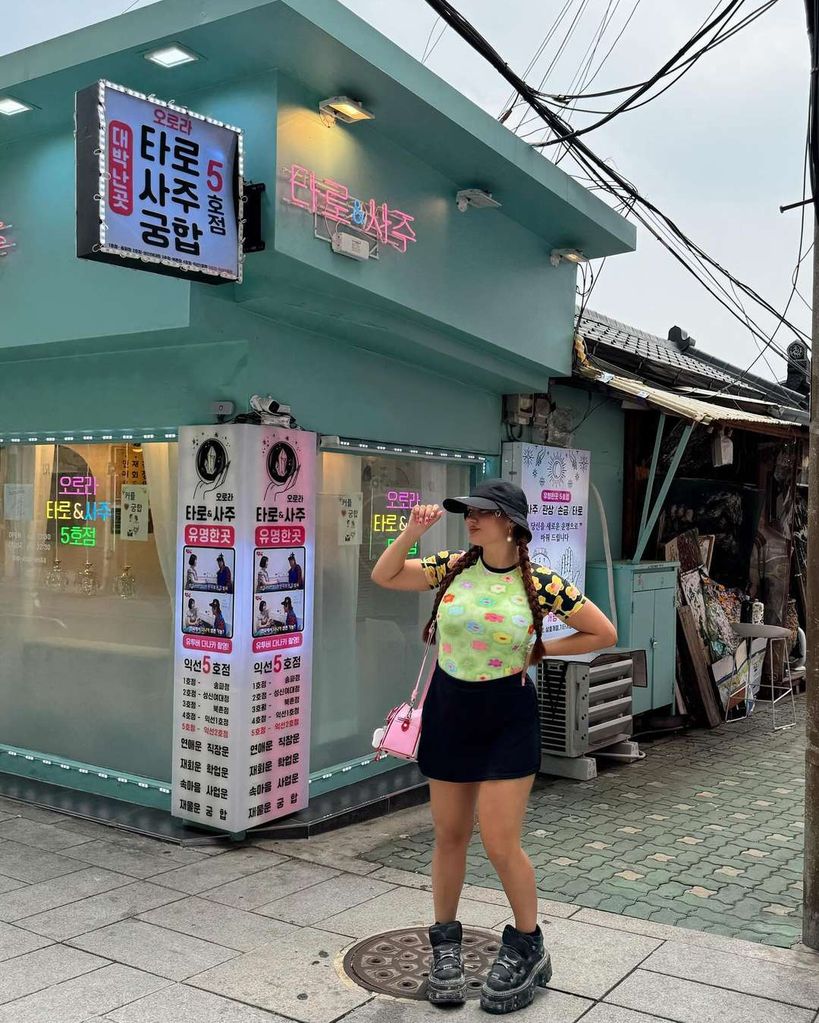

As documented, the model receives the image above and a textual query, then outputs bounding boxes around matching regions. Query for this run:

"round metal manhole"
[342,926,500,1001]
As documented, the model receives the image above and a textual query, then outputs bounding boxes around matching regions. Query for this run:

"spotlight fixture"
[455,188,502,213]
[319,96,375,125]
[0,96,33,116]
[144,44,200,68]
[549,248,587,267]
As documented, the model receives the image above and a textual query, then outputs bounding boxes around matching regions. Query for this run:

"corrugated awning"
[576,361,806,437]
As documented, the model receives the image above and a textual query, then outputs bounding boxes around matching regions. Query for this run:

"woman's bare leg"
[429,779,480,922]
[477,775,538,931]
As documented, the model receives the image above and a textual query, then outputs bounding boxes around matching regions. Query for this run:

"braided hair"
[422,528,548,663]
[516,532,547,663]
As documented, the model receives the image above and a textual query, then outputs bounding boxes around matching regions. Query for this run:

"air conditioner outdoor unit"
[536,650,641,780]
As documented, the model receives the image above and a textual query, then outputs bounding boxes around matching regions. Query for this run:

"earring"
[507,532,514,543]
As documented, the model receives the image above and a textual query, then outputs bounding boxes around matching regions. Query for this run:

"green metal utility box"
[585,561,679,715]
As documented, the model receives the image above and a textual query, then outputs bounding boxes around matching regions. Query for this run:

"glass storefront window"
[0,441,178,780]
[312,452,474,772]
[0,439,478,791]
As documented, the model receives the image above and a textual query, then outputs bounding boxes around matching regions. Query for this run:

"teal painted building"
[0,0,634,819]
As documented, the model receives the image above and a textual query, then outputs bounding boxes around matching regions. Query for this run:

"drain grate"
[342,926,500,1001]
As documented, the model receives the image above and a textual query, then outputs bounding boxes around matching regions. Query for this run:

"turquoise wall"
[0,308,500,453]
[270,73,575,374]
[551,383,624,563]
[0,68,574,388]
[0,130,190,351]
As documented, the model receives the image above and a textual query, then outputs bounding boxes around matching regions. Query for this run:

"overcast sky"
[3,0,811,381]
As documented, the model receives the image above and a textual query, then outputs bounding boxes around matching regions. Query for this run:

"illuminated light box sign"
[173,425,317,833]
[283,164,416,258]
[0,220,15,256]
[76,80,244,285]
[502,442,591,640]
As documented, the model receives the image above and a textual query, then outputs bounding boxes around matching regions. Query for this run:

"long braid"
[517,535,547,663]
[422,546,482,643]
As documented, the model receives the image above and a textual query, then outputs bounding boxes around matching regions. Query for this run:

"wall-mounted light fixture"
[0,97,33,116]
[455,188,501,213]
[319,96,375,126]
[550,247,587,267]
[144,44,200,68]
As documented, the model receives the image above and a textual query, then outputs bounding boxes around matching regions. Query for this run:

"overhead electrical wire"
[498,0,575,119]
[421,0,810,369]
[514,0,775,145]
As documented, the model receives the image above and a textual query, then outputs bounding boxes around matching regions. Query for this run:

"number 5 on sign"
[207,160,224,192]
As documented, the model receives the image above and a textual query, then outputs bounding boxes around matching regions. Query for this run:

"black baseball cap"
[443,479,532,542]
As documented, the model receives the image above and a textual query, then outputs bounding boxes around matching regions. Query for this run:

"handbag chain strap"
[409,624,437,710]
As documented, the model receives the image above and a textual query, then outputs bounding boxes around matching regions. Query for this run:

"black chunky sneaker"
[427,920,467,1004]
[480,924,552,1014]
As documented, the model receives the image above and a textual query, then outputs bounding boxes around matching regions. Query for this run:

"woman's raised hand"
[404,503,444,541]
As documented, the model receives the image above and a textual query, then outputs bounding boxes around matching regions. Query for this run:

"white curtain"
[142,442,179,599]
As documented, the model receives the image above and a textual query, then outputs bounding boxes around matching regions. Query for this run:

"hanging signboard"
[172,425,316,832]
[76,80,244,284]
[502,442,591,639]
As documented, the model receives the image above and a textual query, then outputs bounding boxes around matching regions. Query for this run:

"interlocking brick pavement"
[363,696,807,947]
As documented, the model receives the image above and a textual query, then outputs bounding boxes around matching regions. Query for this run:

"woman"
[257,600,272,630]
[288,553,304,588]
[372,479,616,1015]
[257,556,270,592]
[281,596,298,630]
[216,554,232,592]
[185,554,198,589]
[185,597,200,628]
[209,599,227,636]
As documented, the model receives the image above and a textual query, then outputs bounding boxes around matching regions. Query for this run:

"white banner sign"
[337,493,363,546]
[172,424,316,833]
[502,442,591,639]
[121,484,149,541]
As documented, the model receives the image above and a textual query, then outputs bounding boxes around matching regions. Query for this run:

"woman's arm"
[544,600,617,657]
[371,504,444,591]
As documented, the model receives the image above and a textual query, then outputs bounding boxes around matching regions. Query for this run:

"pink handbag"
[372,636,436,762]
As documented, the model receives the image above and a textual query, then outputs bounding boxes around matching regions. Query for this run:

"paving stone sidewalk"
[0,792,817,1023]
[364,695,808,948]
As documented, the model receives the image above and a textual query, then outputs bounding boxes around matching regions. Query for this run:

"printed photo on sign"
[182,590,233,639]
[253,590,304,637]
[184,546,234,594]
[254,547,305,593]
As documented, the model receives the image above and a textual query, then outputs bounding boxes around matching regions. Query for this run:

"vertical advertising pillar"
[172,425,316,833]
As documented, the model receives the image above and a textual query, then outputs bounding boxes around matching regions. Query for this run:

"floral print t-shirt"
[421,550,586,682]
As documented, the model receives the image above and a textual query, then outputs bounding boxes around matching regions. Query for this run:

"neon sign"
[284,165,416,254]
[0,221,15,256]
[370,488,420,557]
[46,475,111,547]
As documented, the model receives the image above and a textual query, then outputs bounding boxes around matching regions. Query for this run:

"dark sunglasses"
[463,508,502,521]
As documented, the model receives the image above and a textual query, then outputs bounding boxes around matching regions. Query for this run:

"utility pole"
[803,0,819,952]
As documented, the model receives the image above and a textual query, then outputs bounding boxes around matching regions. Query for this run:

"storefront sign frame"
[76,79,244,285]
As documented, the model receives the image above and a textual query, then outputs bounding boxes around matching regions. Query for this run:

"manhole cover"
[342,926,500,1001]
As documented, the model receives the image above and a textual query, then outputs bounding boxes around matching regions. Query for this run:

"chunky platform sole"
[427,977,467,1005]
[479,954,552,1015]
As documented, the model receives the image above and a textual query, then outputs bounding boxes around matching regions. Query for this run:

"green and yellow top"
[421,550,585,681]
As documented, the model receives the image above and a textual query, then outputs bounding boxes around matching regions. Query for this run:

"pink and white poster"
[172,425,316,832]
[502,442,591,640]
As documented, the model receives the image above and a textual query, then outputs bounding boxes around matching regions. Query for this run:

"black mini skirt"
[417,664,541,783]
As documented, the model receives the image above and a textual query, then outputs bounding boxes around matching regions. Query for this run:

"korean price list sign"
[173,426,316,833]
[502,442,591,639]
[76,80,243,284]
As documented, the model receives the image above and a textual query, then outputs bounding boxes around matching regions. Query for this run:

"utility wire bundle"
[423,0,810,373]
